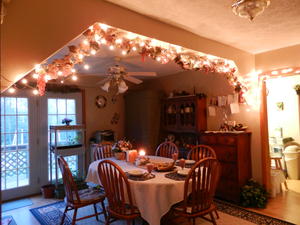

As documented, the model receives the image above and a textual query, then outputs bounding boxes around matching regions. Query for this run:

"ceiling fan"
[97,57,157,94]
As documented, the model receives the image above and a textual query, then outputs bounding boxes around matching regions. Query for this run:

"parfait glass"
[146,163,154,178]
[179,158,185,170]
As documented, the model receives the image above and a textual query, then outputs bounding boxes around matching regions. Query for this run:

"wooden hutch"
[161,95,252,203]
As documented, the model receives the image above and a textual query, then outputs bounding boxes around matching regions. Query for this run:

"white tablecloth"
[86,157,185,225]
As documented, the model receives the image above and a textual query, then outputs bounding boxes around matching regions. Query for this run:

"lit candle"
[139,149,146,157]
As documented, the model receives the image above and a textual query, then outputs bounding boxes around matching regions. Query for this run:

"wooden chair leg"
[101,200,107,219]
[214,209,219,219]
[93,203,99,221]
[284,181,288,190]
[105,214,110,225]
[71,208,78,225]
[60,206,68,225]
[192,217,196,225]
[209,212,217,225]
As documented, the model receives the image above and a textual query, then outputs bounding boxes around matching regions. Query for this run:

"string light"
[32,89,39,95]
[60,80,64,84]
[21,79,28,84]
[45,74,51,81]
[78,54,84,60]
[71,68,76,73]
[271,71,278,75]
[71,75,78,81]
[132,46,137,51]
[281,68,293,74]
[100,39,107,44]
[109,45,114,50]
[121,50,127,55]
[99,23,109,31]
[32,73,39,79]
[84,64,90,70]
[94,34,100,41]
[140,42,145,47]
[115,38,122,44]
[57,71,63,76]
[90,49,97,55]
[8,87,16,93]
[82,39,89,45]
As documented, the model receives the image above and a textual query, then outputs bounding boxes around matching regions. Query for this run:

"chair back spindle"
[98,160,136,215]
[183,158,220,214]
[187,145,216,161]
[155,141,179,158]
[57,156,80,204]
[94,144,113,161]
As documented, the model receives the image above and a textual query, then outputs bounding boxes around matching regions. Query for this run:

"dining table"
[86,156,188,225]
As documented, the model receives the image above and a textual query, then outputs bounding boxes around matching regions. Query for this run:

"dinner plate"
[177,168,190,176]
[185,160,196,164]
[128,170,145,177]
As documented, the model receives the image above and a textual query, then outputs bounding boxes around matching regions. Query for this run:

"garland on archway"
[34,23,247,97]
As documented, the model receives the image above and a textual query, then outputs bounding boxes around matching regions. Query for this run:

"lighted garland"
[33,23,247,96]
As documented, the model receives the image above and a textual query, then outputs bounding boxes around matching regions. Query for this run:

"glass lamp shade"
[232,0,271,21]
[101,81,110,92]
[118,80,128,94]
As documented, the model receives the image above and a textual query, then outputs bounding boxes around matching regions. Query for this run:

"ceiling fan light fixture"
[101,80,110,92]
[118,80,128,94]
[232,0,270,21]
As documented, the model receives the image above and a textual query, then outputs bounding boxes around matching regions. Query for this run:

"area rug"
[2,198,33,212]
[30,200,294,225]
[1,216,17,225]
[214,199,295,225]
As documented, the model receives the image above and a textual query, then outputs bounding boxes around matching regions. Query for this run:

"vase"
[114,152,125,160]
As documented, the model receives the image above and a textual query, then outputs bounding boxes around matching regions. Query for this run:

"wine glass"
[146,163,154,177]
[172,153,178,161]
[179,158,185,170]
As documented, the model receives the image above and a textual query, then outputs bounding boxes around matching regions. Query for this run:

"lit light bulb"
[109,45,114,50]
[60,80,64,84]
[116,38,122,44]
[34,64,41,71]
[99,23,109,31]
[101,81,110,92]
[271,71,278,75]
[32,89,39,95]
[140,42,145,47]
[8,87,16,93]
[32,73,39,79]
[21,79,28,84]
[100,39,107,44]
[94,34,100,41]
[45,74,51,81]
[156,57,161,62]
[72,75,78,81]
[82,39,89,45]
[90,49,97,55]
[84,64,90,70]
[71,68,76,73]
[122,50,127,55]
[57,71,63,76]
[281,68,293,74]
[78,54,84,60]
[132,46,137,51]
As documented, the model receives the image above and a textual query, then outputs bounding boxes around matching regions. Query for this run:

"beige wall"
[2,0,254,91]
[84,87,124,141]
[142,71,262,181]
[255,44,300,72]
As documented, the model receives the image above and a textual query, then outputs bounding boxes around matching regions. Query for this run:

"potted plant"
[294,84,300,95]
[240,179,268,208]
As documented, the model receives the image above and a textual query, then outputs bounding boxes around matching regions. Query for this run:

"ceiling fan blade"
[97,77,110,85]
[124,76,143,84]
[127,72,157,77]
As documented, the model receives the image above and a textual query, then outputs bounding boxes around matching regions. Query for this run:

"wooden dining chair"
[155,141,179,158]
[93,143,113,161]
[98,159,141,225]
[171,158,221,225]
[57,156,107,225]
[187,145,217,161]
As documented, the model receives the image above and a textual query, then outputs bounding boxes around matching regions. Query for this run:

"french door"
[1,91,82,201]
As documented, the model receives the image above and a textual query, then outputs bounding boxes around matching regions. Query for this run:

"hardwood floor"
[248,179,300,225]
[2,181,300,225]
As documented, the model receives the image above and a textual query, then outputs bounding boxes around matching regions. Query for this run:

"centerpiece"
[112,139,132,160]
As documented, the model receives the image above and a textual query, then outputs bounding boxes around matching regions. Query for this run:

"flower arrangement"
[112,139,133,153]
[61,118,73,126]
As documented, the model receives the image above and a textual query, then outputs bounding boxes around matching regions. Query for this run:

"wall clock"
[95,95,107,108]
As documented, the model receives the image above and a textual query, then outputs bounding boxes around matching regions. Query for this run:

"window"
[48,98,78,180]
[1,97,29,190]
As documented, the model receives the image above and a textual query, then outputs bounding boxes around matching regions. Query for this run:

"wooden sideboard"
[199,132,252,203]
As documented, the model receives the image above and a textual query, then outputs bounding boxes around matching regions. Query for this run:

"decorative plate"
[95,95,107,108]
[127,170,145,177]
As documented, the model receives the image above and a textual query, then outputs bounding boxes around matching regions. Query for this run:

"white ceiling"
[105,0,300,54]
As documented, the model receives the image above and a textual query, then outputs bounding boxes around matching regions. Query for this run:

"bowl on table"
[128,169,145,177]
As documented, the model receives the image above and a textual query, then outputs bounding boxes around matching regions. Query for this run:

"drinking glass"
[172,153,178,161]
[146,163,154,177]
[179,158,185,170]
